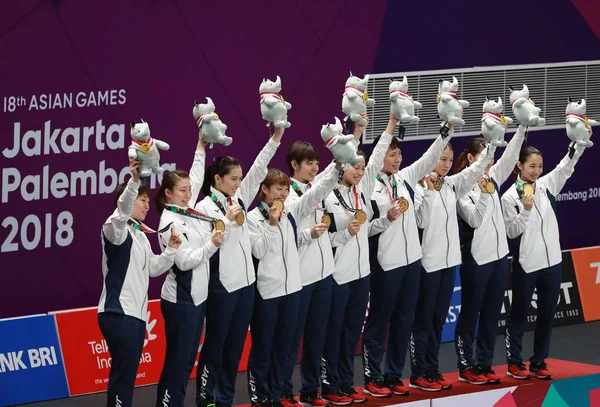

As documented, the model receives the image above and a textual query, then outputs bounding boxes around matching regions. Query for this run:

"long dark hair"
[513,146,542,179]
[454,137,486,173]
[202,156,242,196]
[154,170,190,213]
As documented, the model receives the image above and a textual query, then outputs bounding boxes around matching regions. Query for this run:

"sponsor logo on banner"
[571,246,600,322]
[497,251,584,333]
[53,301,166,396]
[442,267,461,343]
[0,315,69,407]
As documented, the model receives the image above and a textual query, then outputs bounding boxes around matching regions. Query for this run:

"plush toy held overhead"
[481,96,513,147]
[193,98,233,148]
[321,117,362,166]
[437,76,469,126]
[566,98,596,147]
[389,76,422,124]
[509,84,545,126]
[128,120,170,178]
[342,72,375,126]
[259,75,292,128]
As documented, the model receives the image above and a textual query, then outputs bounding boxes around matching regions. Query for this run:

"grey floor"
[22,321,600,407]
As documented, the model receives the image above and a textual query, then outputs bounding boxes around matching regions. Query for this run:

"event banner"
[52,300,252,396]
[497,251,585,333]
[571,246,600,322]
[52,301,167,396]
[442,267,462,343]
[0,315,69,407]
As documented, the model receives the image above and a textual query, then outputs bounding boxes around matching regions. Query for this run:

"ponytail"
[453,137,486,173]
[154,170,189,213]
[202,156,242,196]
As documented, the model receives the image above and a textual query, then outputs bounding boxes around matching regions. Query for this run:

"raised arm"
[288,163,340,221]
[489,125,527,185]
[538,142,586,196]
[400,132,453,188]
[189,134,206,207]
[450,144,496,198]
[362,116,396,199]
[102,161,141,245]
[237,128,283,205]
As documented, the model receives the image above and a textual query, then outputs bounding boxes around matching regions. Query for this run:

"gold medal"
[397,197,409,213]
[523,183,535,196]
[321,214,331,227]
[500,116,507,126]
[362,92,369,102]
[436,94,440,103]
[214,113,220,121]
[213,219,226,232]
[434,178,443,191]
[272,198,285,212]
[354,209,367,225]
[170,224,178,238]
[585,117,589,127]
[236,212,245,226]
[485,181,496,194]
[529,98,535,105]
[140,143,151,153]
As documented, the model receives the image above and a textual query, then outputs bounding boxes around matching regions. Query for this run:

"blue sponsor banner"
[442,266,461,343]
[0,315,69,406]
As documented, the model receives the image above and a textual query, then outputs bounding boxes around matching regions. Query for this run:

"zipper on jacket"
[315,211,325,280]
[439,190,451,268]
[491,196,500,259]
[348,188,362,279]
[277,224,289,294]
[402,212,408,264]
[534,203,551,267]
[239,242,250,286]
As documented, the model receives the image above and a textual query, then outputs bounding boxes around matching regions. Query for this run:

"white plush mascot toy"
[193,98,233,147]
[259,75,292,128]
[508,84,545,126]
[481,96,513,147]
[128,120,170,178]
[389,76,422,124]
[437,76,469,126]
[321,117,362,166]
[566,98,596,147]
[342,71,375,126]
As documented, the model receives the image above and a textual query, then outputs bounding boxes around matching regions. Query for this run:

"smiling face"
[261,183,290,206]
[215,165,242,197]
[342,158,366,186]
[382,146,402,174]
[434,146,454,177]
[293,159,319,183]
[165,177,192,208]
[132,193,150,221]
[518,153,543,183]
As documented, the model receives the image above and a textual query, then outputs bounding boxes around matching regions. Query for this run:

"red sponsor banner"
[53,300,253,395]
[571,246,600,322]
[53,301,167,396]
